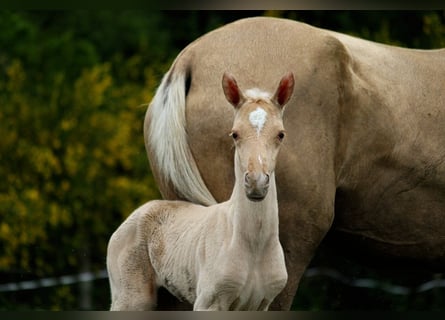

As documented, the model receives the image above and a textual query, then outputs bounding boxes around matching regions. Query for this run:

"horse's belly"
[334,182,445,267]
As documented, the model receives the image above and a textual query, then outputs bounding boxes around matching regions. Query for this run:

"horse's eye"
[277,131,285,141]
[230,131,239,140]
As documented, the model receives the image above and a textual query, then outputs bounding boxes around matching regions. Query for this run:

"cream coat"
[145,17,445,310]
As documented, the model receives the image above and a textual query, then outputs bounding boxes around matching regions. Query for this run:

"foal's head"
[222,72,294,201]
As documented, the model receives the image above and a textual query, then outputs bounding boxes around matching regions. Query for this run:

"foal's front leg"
[194,277,242,311]
[193,294,220,311]
[194,292,238,311]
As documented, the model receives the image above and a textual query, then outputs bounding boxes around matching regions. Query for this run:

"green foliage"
[1,10,445,310]
[0,11,166,309]
[422,12,445,48]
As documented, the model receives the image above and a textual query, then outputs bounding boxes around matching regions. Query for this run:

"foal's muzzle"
[244,172,270,201]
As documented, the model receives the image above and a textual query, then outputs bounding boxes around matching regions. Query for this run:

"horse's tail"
[144,65,217,206]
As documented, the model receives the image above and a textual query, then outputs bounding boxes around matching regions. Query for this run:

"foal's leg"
[194,281,241,311]
[109,250,157,310]
[194,293,235,311]
[257,298,272,311]
[107,214,158,310]
[193,294,216,311]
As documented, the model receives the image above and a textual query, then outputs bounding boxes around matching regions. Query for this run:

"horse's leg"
[194,280,241,311]
[193,293,236,311]
[268,255,308,310]
[109,259,157,310]
[108,251,158,310]
[269,200,334,310]
[107,216,158,310]
[193,293,215,311]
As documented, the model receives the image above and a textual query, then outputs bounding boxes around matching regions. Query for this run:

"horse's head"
[222,72,294,201]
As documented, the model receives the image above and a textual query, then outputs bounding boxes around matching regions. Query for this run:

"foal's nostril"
[244,172,270,191]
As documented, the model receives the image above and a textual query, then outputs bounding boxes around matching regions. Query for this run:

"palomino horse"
[107,72,294,310]
[145,17,445,310]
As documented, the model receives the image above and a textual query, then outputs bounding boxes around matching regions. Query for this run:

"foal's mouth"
[245,190,268,202]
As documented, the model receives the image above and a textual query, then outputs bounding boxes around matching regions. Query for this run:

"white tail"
[146,70,217,206]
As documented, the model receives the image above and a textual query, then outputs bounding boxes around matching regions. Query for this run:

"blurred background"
[1,10,444,310]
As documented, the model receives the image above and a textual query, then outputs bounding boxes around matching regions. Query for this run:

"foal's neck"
[228,157,280,249]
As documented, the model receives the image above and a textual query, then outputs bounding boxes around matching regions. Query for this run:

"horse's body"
[108,72,294,310]
[145,17,445,310]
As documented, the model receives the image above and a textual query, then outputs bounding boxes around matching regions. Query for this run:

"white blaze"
[249,107,268,135]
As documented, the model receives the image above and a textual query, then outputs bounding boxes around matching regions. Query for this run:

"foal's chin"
[245,190,268,202]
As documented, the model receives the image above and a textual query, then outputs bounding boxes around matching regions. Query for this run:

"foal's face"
[231,101,285,201]
[222,71,294,202]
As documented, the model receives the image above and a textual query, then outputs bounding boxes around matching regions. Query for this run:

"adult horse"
[144,17,445,310]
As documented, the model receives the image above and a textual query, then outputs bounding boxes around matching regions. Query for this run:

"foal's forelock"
[245,88,272,101]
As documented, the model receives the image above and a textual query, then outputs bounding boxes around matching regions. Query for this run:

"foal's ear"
[222,72,245,109]
[272,72,294,109]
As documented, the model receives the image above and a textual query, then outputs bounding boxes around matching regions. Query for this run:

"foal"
[106,72,294,311]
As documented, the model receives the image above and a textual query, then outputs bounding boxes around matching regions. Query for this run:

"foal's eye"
[277,131,285,141]
[230,131,239,140]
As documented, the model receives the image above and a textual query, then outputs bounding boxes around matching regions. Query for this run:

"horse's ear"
[222,72,245,109]
[272,72,294,108]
